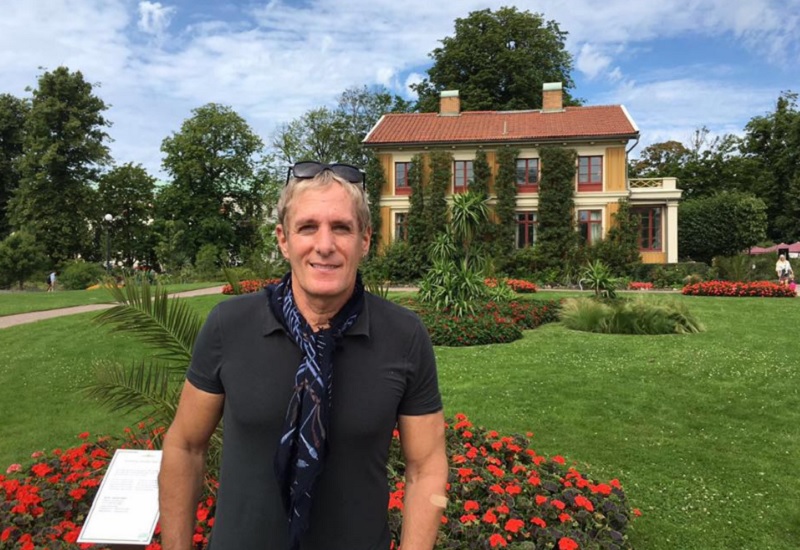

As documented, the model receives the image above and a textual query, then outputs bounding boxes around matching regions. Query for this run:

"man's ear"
[276,224,289,259]
[361,226,372,257]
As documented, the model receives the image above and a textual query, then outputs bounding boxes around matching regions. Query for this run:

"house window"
[454,160,473,193]
[578,156,603,191]
[516,158,539,191]
[578,210,602,245]
[394,212,409,242]
[395,162,411,195]
[632,207,662,251]
[516,211,538,248]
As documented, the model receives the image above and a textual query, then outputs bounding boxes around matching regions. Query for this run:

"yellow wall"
[486,151,497,194]
[605,202,619,236]
[378,154,392,195]
[640,251,667,264]
[605,147,626,192]
[379,206,392,251]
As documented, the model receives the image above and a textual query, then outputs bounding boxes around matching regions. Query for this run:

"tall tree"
[679,191,767,263]
[272,85,413,167]
[413,7,578,112]
[160,103,266,263]
[97,163,156,267]
[9,67,111,262]
[742,91,800,240]
[0,230,47,289]
[0,94,29,238]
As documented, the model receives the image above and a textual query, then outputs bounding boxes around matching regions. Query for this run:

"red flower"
[31,463,54,477]
[530,516,547,528]
[551,499,566,510]
[78,432,90,440]
[489,533,508,547]
[574,495,594,511]
[535,495,548,505]
[504,518,525,533]
[463,500,480,512]
[460,513,477,523]
[559,537,579,550]
[482,510,498,524]
[558,513,572,523]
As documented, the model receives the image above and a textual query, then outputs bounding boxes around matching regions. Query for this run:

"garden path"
[0,286,225,330]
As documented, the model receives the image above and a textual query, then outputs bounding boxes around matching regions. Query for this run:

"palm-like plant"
[85,277,222,463]
[450,191,490,268]
[580,259,620,299]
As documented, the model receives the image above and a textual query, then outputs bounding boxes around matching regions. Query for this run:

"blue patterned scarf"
[267,272,364,550]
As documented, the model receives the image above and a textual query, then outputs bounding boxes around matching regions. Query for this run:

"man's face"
[276,183,370,312]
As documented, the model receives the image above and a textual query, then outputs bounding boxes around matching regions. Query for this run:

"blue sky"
[1,0,798,178]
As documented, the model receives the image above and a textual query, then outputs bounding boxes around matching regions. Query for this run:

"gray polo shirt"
[187,289,442,550]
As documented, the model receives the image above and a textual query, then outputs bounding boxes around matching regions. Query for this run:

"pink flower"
[5,463,22,474]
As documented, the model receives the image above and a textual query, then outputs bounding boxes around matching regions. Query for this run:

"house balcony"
[629,177,682,201]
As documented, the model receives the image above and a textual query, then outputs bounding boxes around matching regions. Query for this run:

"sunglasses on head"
[286,161,366,189]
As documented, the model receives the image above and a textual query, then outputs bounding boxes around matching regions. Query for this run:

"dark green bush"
[374,241,424,283]
[406,298,560,346]
[59,260,106,290]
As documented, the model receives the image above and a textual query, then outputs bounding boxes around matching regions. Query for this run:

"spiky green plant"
[85,277,222,465]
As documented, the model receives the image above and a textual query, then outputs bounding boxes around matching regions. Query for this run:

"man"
[158,161,448,550]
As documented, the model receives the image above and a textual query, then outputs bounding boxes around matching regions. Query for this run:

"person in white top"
[775,254,793,285]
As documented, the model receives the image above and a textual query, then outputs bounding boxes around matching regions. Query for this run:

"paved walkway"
[0,286,225,330]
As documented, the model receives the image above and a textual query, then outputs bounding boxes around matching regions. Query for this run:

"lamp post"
[104,213,113,274]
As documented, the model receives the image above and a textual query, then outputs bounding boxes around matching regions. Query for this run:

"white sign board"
[78,449,162,545]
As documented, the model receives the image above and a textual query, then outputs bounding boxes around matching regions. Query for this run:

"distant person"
[776,254,793,285]
[47,271,57,292]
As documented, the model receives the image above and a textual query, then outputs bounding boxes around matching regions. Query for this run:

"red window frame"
[632,207,662,251]
[578,210,602,245]
[516,158,539,192]
[394,212,409,242]
[516,211,538,248]
[395,162,411,196]
[453,160,473,194]
[578,156,603,192]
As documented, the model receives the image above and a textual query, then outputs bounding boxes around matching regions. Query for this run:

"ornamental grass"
[1,415,637,550]
[681,280,795,297]
[560,297,704,335]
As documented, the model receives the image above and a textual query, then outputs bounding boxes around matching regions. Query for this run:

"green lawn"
[0,292,798,549]
[0,283,223,316]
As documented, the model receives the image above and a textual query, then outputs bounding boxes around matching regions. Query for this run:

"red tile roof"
[363,106,638,146]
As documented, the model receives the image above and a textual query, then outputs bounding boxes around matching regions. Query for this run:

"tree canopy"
[159,103,269,263]
[0,94,29,239]
[8,67,111,263]
[413,7,579,112]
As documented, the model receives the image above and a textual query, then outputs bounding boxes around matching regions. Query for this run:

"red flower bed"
[485,278,538,293]
[627,282,653,291]
[221,278,281,295]
[682,280,796,298]
[2,415,637,550]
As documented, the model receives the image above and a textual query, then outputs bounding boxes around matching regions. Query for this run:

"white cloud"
[1,0,798,177]
[576,43,613,81]
[138,1,175,37]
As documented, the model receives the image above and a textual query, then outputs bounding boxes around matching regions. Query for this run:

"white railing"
[629,177,678,190]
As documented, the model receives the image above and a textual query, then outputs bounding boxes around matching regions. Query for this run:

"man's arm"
[397,411,448,550]
[158,381,224,550]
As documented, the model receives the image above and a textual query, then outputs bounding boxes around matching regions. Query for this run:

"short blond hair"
[277,170,371,233]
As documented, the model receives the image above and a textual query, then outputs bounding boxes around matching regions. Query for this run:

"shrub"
[195,244,222,280]
[579,260,619,299]
[59,260,107,290]
[627,282,653,291]
[376,241,424,284]
[388,413,638,549]
[221,278,280,295]
[409,299,560,346]
[1,416,638,550]
[682,280,795,298]
[417,308,523,346]
[560,297,705,335]
[486,278,538,294]
[418,259,494,317]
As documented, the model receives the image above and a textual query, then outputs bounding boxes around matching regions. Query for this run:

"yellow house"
[363,83,681,264]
